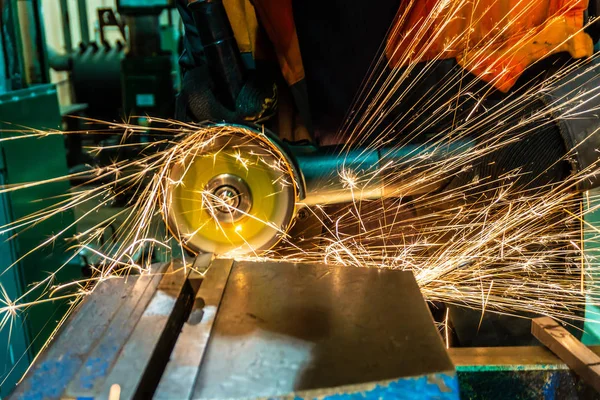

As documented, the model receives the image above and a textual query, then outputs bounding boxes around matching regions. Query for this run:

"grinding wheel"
[165,128,297,255]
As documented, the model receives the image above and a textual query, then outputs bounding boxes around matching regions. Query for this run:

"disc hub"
[205,174,252,223]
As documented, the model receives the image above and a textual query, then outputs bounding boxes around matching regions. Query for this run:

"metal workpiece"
[155,257,233,400]
[8,272,148,400]
[290,140,474,205]
[64,269,167,398]
[98,262,195,400]
[191,261,457,399]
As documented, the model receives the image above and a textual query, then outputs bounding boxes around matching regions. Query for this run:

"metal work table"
[10,257,458,399]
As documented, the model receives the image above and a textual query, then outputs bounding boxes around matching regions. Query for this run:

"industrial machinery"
[49,0,179,123]
[165,124,472,254]
[5,1,600,399]
[164,0,600,256]
[163,0,470,255]
[117,0,176,121]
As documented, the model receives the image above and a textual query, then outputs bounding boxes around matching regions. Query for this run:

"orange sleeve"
[251,0,305,86]
[387,0,594,92]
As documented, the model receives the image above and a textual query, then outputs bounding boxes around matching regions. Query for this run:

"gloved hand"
[175,64,278,124]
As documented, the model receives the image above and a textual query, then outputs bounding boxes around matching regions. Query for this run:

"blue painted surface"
[289,373,459,400]
[18,353,80,400]
[75,330,126,390]
[79,356,111,390]
[541,372,559,400]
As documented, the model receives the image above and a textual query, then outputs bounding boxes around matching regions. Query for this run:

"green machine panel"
[0,84,77,396]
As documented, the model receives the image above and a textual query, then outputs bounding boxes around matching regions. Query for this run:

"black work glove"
[175,64,278,124]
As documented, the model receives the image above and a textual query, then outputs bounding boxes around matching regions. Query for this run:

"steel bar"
[154,258,233,399]
[8,273,141,399]
[99,260,194,400]
[64,269,166,397]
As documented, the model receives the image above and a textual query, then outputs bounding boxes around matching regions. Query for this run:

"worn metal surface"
[8,262,174,400]
[192,261,456,399]
[533,316,600,392]
[281,374,459,400]
[99,260,194,400]
[155,257,233,399]
[8,274,140,399]
[64,270,166,397]
[451,346,600,399]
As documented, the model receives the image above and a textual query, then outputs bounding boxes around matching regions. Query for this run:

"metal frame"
[1,0,26,90]
[450,346,600,399]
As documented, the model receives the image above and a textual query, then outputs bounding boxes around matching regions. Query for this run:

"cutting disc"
[165,128,296,255]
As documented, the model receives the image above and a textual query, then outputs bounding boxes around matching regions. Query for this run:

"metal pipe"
[47,47,71,71]
[78,0,90,45]
[2,0,26,89]
[59,0,72,51]
[17,0,49,84]
[291,141,474,205]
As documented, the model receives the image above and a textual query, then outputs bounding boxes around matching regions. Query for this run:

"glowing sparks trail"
[2,0,600,387]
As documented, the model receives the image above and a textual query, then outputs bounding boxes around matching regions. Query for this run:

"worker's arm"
[175,0,236,122]
[175,0,277,124]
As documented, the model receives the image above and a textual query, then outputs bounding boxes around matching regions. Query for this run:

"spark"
[1,0,600,387]
[340,168,359,190]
